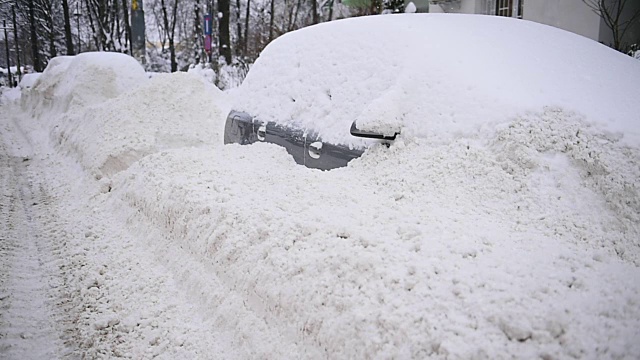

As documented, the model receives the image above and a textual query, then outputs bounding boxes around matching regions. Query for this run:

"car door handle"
[308,141,322,159]
[257,124,266,141]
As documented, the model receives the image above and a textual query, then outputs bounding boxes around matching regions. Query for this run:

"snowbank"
[0,87,21,105]
[52,72,228,178]
[188,63,216,84]
[11,52,228,179]
[22,53,147,117]
[234,14,640,146]
[110,107,640,358]
[19,73,42,90]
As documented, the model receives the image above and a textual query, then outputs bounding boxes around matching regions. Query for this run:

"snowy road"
[0,111,66,358]
[0,104,249,358]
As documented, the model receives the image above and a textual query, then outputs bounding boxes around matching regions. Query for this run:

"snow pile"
[235,14,640,146]
[52,72,228,179]
[21,53,147,118]
[15,53,227,180]
[0,87,21,105]
[188,63,216,84]
[216,61,250,90]
[19,73,42,90]
[109,107,640,358]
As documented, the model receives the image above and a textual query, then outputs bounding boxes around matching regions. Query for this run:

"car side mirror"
[350,121,399,141]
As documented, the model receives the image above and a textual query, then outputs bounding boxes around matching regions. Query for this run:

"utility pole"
[12,6,21,82]
[3,21,12,88]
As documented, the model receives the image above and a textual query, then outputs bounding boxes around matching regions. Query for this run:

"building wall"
[460,0,479,14]
[522,0,602,41]
[435,0,640,50]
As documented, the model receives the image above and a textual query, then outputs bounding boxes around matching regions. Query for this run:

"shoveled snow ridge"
[109,108,640,358]
[48,72,226,179]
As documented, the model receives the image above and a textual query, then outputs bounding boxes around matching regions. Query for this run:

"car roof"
[233,14,640,147]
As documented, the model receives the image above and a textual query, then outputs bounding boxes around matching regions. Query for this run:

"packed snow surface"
[2,18,640,359]
[234,14,640,146]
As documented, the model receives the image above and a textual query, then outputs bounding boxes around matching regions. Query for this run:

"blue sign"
[204,14,212,35]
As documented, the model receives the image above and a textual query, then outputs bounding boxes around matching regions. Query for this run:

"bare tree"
[583,0,640,51]
[234,0,243,55]
[192,0,202,63]
[12,6,22,80]
[122,0,132,53]
[311,0,318,24]
[161,0,180,71]
[218,0,232,64]
[28,0,42,71]
[268,0,274,41]
[47,0,57,58]
[62,0,75,54]
[243,0,250,53]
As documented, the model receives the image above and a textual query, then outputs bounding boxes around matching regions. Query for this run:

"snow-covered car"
[225,14,639,170]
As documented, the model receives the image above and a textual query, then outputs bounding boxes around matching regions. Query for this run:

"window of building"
[496,0,513,17]
[480,0,523,18]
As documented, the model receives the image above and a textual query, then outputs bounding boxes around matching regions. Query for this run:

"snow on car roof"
[234,14,640,147]
[25,52,147,115]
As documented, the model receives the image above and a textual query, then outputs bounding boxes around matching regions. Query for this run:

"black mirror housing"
[350,121,399,141]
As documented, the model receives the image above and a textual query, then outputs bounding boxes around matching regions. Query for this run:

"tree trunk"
[288,0,302,32]
[312,0,318,24]
[62,0,76,54]
[85,0,101,50]
[218,0,232,64]
[161,0,173,71]
[115,0,122,50]
[48,1,57,58]
[122,0,132,54]
[244,0,250,54]
[3,21,12,87]
[235,0,243,56]
[268,0,274,41]
[161,0,180,71]
[171,0,179,70]
[12,6,22,80]
[28,0,42,71]
[193,0,202,63]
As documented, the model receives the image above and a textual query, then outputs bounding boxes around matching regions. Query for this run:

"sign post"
[131,0,146,63]
[204,14,212,62]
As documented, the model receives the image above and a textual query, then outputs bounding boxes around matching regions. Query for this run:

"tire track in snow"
[2,108,247,357]
[0,116,66,359]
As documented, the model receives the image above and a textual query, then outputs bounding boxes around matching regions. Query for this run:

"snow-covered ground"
[1,15,640,359]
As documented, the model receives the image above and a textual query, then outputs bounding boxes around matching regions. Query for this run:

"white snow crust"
[19,54,226,178]
[22,52,147,117]
[234,14,640,147]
